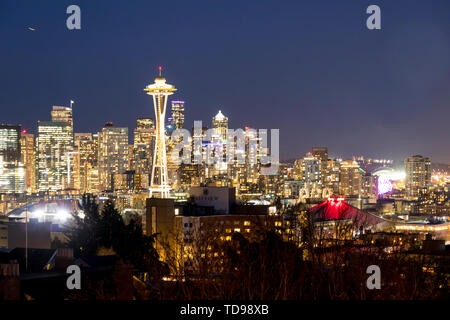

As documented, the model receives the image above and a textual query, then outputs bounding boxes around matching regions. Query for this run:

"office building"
[302,152,321,184]
[405,155,431,200]
[312,147,328,162]
[51,106,73,130]
[36,121,73,192]
[212,110,228,141]
[339,160,362,197]
[133,118,155,178]
[74,133,99,194]
[0,125,25,194]
[171,100,185,130]
[98,123,129,192]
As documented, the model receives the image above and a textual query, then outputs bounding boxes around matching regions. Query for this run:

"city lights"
[0,1,449,305]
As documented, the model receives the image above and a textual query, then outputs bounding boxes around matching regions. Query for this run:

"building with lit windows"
[36,121,73,192]
[146,187,280,273]
[0,125,25,194]
[98,123,129,192]
[312,147,330,186]
[405,155,431,200]
[302,152,321,185]
[228,127,262,195]
[208,110,229,183]
[20,131,35,194]
[212,110,228,141]
[325,159,340,195]
[362,172,377,200]
[312,147,328,162]
[51,106,73,130]
[133,118,155,188]
[339,160,362,197]
[171,101,185,130]
[74,133,99,194]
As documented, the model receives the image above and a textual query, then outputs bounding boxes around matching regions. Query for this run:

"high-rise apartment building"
[362,173,377,200]
[36,121,73,192]
[405,155,431,200]
[339,160,362,197]
[20,131,35,193]
[0,124,25,194]
[98,123,129,192]
[312,147,329,186]
[325,159,340,195]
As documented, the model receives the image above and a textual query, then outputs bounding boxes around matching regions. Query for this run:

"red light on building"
[328,197,345,202]
[22,129,27,133]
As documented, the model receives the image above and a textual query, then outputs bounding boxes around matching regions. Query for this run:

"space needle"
[144,66,177,198]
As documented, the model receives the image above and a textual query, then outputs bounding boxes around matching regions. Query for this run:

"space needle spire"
[144,66,177,198]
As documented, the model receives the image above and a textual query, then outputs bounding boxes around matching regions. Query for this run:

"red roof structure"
[309,197,388,229]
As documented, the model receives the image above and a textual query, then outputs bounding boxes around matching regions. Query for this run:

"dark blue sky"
[1,0,450,162]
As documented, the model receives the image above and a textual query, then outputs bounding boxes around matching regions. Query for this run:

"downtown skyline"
[1,0,450,163]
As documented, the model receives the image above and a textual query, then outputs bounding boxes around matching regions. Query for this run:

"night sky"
[1,0,450,163]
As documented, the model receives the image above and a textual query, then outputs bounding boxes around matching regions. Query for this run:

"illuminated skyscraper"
[325,159,340,194]
[0,124,25,194]
[20,131,35,194]
[212,110,228,141]
[228,126,261,194]
[405,155,431,200]
[133,118,155,190]
[302,152,321,184]
[98,123,129,192]
[171,101,185,130]
[339,160,362,197]
[36,121,73,192]
[51,106,73,132]
[144,67,177,198]
[75,133,99,193]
